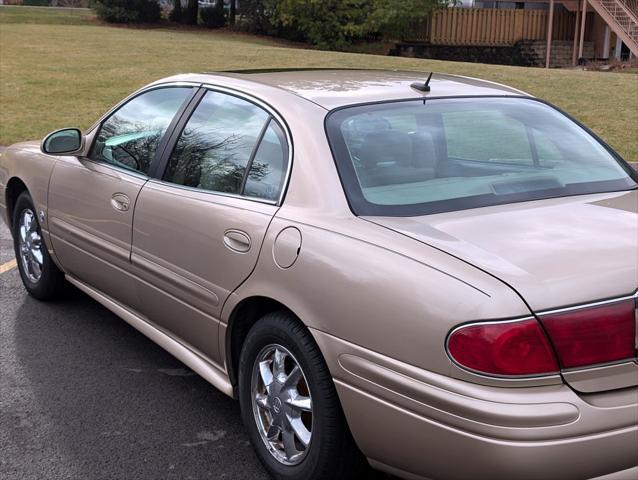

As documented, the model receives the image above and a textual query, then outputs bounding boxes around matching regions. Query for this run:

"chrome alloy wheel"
[18,209,43,283]
[251,344,313,466]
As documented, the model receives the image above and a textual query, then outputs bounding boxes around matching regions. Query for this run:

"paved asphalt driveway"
[0,218,391,480]
[0,221,272,479]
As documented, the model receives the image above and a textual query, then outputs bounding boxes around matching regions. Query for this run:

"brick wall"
[519,40,595,67]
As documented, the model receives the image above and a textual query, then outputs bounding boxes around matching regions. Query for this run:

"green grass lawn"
[1,6,637,160]
[0,5,94,25]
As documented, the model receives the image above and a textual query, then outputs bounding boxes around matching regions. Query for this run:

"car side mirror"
[41,128,84,155]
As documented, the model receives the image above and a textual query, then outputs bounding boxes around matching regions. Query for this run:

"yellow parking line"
[0,258,17,274]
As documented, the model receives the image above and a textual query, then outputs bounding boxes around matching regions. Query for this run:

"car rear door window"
[243,120,288,202]
[89,87,193,175]
[164,90,288,202]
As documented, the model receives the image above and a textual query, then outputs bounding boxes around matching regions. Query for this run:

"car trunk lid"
[365,189,638,392]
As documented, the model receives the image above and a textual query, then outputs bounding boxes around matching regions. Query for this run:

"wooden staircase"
[588,0,638,56]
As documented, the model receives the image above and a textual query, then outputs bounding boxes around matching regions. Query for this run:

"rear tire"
[238,311,367,480]
[12,191,67,300]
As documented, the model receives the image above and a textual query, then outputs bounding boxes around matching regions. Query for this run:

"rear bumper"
[311,329,638,480]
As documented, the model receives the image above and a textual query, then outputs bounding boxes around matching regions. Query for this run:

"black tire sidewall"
[12,192,63,300]
[238,312,352,480]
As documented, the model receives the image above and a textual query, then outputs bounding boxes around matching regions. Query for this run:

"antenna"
[410,72,433,92]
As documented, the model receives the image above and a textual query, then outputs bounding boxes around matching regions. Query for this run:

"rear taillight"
[537,299,636,369]
[447,318,559,376]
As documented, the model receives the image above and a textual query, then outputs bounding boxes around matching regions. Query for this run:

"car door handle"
[111,193,130,212]
[223,230,251,253]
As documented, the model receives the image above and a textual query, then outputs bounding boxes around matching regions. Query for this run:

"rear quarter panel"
[223,212,534,379]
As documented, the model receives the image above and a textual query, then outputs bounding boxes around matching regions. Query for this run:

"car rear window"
[326,97,637,216]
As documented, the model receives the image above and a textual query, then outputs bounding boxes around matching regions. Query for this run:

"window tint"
[164,91,269,195]
[443,110,533,164]
[243,120,287,201]
[89,87,192,175]
[532,129,563,164]
[326,98,636,216]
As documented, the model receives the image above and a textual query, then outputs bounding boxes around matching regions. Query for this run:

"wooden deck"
[404,8,586,46]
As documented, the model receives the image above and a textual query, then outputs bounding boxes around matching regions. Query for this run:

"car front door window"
[89,87,193,175]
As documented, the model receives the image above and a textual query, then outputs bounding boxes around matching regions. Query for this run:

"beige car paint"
[222,214,534,386]
[365,189,638,312]
[0,141,59,264]
[562,361,638,393]
[47,157,147,308]
[1,70,637,480]
[311,326,637,434]
[130,179,278,363]
[337,378,638,480]
[219,69,527,109]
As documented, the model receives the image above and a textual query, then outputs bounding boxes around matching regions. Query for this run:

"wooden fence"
[405,8,577,45]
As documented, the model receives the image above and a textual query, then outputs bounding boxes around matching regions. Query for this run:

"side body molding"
[66,274,234,398]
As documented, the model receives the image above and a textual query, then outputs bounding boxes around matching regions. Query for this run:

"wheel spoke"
[19,224,27,242]
[255,393,269,410]
[266,425,281,441]
[282,365,302,389]
[281,429,300,460]
[23,211,33,232]
[286,394,312,413]
[273,348,286,378]
[288,416,311,447]
[31,248,43,265]
[27,213,38,233]
[29,255,41,279]
[259,360,274,388]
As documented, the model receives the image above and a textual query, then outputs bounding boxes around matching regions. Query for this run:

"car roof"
[153,69,530,110]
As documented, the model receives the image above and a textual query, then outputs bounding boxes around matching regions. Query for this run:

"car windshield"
[326,97,637,216]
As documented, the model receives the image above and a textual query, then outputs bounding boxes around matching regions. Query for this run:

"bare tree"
[184,0,198,24]
[229,0,236,26]
[169,0,182,22]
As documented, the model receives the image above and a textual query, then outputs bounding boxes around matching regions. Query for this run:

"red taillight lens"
[538,299,636,369]
[447,319,559,376]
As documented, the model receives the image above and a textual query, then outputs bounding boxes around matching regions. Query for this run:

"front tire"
[238,311,366,480]
[12,191,67,300]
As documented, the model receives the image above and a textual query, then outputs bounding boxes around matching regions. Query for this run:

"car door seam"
[240,117,272,196]
[129,178,149,262]
[150,87,208,180]
[219,204,283,316]
[149,85,202,178]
